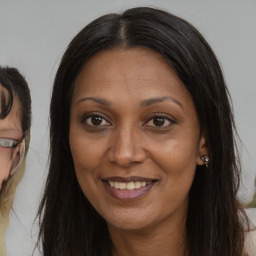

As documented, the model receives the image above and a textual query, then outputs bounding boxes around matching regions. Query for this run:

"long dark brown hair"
[0,66,31,210]
[37,7,249,256]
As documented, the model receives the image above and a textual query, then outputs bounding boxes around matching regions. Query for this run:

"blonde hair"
[0,135,30,256]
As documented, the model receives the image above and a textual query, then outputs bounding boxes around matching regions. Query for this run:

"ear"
[196,133,209,166]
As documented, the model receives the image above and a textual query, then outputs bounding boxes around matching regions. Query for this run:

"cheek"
[69,137,108,217]
[149,138,198,199]
[0,155,12,185]
[0,167,10,181]
[69,139,99,202]
[69,129,108,196]
[70,128,104,167]
[150,137,198,174]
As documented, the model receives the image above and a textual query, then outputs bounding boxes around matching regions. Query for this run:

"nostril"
[108,145,147,167]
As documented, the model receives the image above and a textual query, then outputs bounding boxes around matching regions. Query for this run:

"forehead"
[0,94,22,138]
[73,47,192,105]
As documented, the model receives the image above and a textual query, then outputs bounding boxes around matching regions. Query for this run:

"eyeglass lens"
[0,138,25,190]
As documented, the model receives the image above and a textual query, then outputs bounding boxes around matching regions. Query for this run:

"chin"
[107,214,156,232]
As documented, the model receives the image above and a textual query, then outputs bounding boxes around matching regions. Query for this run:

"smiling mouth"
[101,176,158,200]
[106,180,152,190]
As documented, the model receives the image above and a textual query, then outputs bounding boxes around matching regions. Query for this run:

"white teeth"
[119,182,127,189]
[108,180,151,190]
[134,181,141,189]
[127,182,135,190]
[141,181,146,187]
[114,181,119,189]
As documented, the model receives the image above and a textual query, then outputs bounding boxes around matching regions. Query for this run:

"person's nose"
[108,126,147,167]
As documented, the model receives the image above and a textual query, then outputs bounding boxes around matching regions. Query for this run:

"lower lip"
[103,181,156,201]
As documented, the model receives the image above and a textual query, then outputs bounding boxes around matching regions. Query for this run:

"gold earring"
[200,155,209,168]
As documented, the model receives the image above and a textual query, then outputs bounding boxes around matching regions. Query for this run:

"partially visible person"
[245,178,256,255]
[37,7,252,256]
[247,178,256,208]
[0,66,31,256]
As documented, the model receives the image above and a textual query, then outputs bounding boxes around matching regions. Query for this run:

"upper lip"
[101,176,158,182]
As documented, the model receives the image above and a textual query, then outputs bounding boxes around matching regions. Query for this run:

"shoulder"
[245,208,256,256]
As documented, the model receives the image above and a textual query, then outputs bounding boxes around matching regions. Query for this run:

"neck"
[109,214,188,256]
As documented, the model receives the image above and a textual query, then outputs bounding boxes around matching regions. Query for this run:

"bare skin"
[0,91,23,189]
[110,208,187,256]
[69,47,208,256]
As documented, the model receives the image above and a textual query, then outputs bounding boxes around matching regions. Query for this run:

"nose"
[108,126,147,167]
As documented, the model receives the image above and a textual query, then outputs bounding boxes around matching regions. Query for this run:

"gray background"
[0,0,255,255]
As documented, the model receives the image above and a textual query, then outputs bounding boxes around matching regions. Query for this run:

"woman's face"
[0,90,23,189]
[69,47,207,231]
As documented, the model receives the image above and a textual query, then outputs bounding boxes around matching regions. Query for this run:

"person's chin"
[101,199,162,232]
[106,212,157,232]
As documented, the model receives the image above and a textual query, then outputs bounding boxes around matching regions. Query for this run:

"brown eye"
[91,116,103,126]
[153,117,165,127]
[85,114,111,127]
[145,114,175,128]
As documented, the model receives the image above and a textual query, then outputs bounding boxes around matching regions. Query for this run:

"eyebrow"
[77,96,183,110]
[141,96,184,110]
[77,97,111,106]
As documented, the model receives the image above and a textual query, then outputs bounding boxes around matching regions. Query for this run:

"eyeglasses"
[0,138,22,148]
[0,138,25,187]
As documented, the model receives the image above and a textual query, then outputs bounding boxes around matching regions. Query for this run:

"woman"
[0,66,31,256]
[37,7,250,256]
